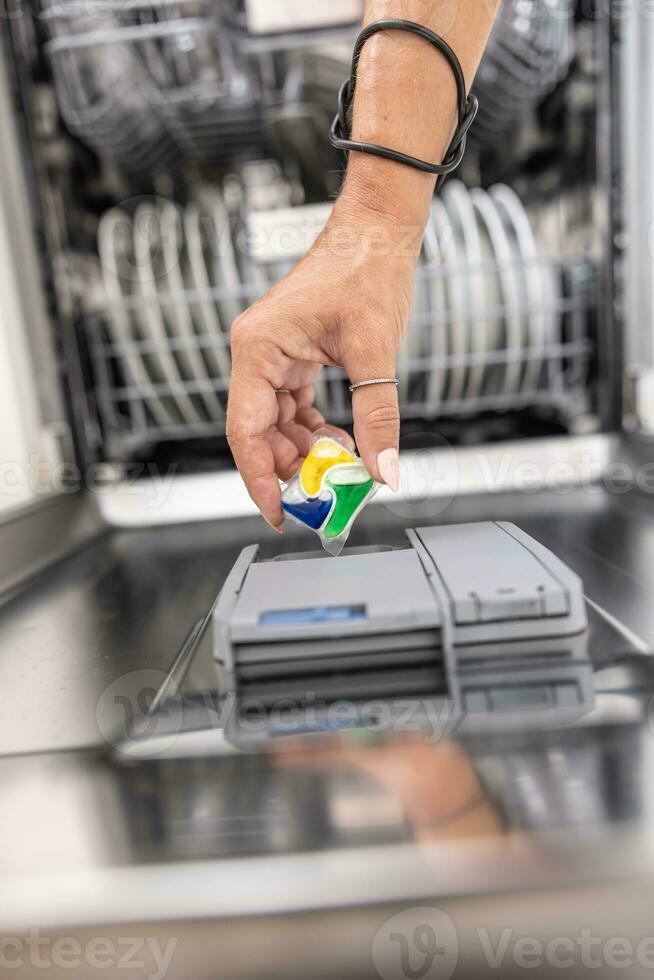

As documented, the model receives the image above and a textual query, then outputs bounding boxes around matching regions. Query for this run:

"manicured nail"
[377,448,400,492]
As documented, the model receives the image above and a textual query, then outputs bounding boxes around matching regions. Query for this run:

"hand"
[227,194,421,531]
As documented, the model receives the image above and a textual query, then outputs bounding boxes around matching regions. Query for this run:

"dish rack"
[41,0,359,173]
[83,180,596,458]
[2,0,610,468]
[472,0,575,143]
[42,0,264,169]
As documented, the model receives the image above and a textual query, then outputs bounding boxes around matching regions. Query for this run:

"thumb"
[346,348,401,492]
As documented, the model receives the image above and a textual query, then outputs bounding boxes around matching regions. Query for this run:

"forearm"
[337,0,500,233]
[228,5,501,522]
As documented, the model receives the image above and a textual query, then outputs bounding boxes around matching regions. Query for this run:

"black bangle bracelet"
[329,19,478,189]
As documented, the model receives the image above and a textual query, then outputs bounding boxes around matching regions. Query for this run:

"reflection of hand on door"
[274,739,503,843]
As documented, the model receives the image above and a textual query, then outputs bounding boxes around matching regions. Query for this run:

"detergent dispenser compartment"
[213,523,593,741]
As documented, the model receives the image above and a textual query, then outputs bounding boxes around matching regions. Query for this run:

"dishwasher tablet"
[281,434,379,555]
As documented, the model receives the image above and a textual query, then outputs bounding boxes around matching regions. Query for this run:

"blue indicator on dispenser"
[259,605,367,627]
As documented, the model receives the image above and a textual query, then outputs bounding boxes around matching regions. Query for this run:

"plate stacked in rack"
[405,181,563,413]
[95,169,328,433]
[94,178,566,437]
[97,192,241,431]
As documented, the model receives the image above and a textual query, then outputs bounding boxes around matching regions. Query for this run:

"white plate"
[98,209,178,429]
[401,253,429,403]
[430,197,468,402]
[184,203,233,388]
[397,317,410,402]
[159,202,225,422]
[407,201,437,403]
[421,208,448,410]
[476,213,504,397]
[222,173,272,302]
[490,183,554,393]
[133,202,203,425]
[442,181,489,400]
[201,188,244,332]
[470,189,524,396]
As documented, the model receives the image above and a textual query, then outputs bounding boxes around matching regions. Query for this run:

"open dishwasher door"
[5,491,654,980]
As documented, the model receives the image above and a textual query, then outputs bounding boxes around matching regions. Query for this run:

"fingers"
[295,405,326,432]
[277,421,312,459]
[267,429,303,482]
[345,351,400,490]
[227,357,362,529]
[288,387,356,454]
[293,385,319,410]
[293,385,356,453]
[275,392,298,427]
[292,386,326,433]
[226,373,285,531]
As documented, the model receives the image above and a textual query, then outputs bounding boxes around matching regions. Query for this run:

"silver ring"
[349,378,399,393]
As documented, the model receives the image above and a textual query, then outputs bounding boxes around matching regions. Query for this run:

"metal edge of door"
[0,491,107,603]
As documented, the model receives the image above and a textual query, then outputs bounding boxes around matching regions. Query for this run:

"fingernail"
[264,517,284,535]
[377,448,400,492]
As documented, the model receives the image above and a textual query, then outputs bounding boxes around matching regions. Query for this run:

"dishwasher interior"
[2,0,620,477]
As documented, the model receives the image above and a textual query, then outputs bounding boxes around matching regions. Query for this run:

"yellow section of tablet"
[299,437,356,497]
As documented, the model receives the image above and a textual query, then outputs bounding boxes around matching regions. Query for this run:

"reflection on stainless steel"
[118,755,412,861]
[4,688,654,936]
[2,487,654,976]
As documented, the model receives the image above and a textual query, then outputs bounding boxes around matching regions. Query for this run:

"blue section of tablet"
[282,494,333,530]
